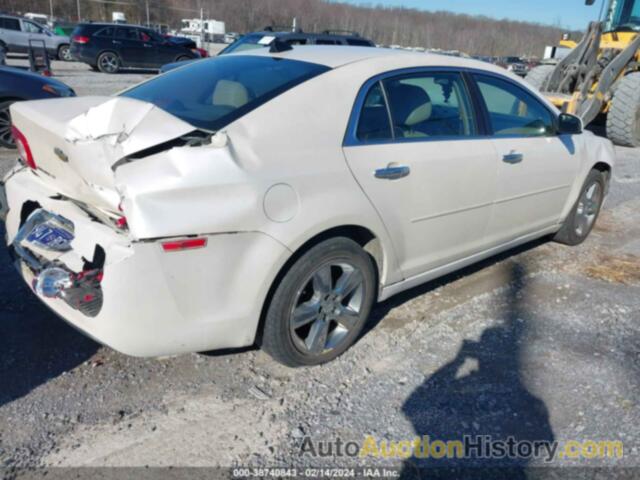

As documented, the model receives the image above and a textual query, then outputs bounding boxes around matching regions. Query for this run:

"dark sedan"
[0,66,75,148]
[70,23,200,73]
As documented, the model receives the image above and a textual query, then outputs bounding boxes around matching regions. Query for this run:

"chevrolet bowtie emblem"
[54,147,68,163]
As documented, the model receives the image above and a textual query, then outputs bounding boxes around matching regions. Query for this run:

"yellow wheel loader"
[526,0,640,146]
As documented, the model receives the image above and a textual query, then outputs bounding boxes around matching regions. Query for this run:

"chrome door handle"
[112,40,122,45]
[503,152,524,164]
[374,165,411,180]
[143,43,153,47]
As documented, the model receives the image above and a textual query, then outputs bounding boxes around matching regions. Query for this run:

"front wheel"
[261,237,377,367]
[554,169,606,246]
[97,51,120,74]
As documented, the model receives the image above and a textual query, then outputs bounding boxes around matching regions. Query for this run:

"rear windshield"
[121,55,330,131]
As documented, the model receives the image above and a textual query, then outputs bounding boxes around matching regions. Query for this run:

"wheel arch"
[561,159,613,223]
[254,224,385,346]
[592,161,612,194]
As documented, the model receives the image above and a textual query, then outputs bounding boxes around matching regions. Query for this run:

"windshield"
[219,34,275,55]
[605,0,640,31]
[121,55,330,131]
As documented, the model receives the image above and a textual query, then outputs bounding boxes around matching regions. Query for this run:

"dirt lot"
[0,58,639,478]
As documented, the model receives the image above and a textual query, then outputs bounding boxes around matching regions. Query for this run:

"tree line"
[0,0,582,56]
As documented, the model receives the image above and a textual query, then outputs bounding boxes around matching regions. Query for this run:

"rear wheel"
[554,169,606,246]
[175,55,191,62]
[97,51,120,74]
[607,72,640,147]
[0,99,16,149]
[261,237,376,367]
[525,64,556,91]
[57,44,72,61]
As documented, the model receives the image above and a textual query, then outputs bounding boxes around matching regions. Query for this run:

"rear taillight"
[11,126,36,169]
[115,216,128,230]
[162,238,207,252]
[72,35,90,44]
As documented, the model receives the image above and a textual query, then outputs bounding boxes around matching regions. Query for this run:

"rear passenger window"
[315,39,339,45]
[115,27,140,40]
[382,72,475,139]
[474,74,556,137]
[95,27,114,37]
[357,82,392,141]
[1,18,21,31]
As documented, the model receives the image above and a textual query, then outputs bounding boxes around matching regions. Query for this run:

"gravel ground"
[0,57,639,478]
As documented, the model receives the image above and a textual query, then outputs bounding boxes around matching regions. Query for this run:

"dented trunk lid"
[10,96,196,212]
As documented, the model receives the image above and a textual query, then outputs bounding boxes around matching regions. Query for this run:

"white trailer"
[180,18,226,42]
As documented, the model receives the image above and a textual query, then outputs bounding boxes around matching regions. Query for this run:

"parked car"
[0,65,74,148]
[219,27,375,54]
[498,56,530,77]
[163,35,208,57]
[52,20,78,37]
[160,27,375,73]
[0,14,72,61]
[1,47,613,366]
[69,23,200,73]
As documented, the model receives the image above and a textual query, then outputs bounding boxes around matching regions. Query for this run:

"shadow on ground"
[0,225,98,407]
[399,262,555,479]
[364,237,548,335]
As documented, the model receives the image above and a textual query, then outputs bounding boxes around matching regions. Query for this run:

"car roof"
[250,30,366,40]
[229,45,512,75]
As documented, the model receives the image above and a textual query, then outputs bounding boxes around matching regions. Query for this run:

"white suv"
[0,15,71,61]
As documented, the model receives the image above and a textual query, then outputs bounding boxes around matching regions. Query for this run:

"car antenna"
[269,39,293,53]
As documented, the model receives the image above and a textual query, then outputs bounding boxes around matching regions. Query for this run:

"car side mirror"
[557,113,583,135]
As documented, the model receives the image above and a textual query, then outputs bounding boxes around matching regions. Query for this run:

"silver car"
[0,15,71,61]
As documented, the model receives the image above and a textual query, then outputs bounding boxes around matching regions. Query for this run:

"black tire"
[261,237,376,367]
[97,51,120,74]
[175,55,191,62]
[554,169,606,246]
[525,65,556,91]
[90,65,99,72]
[606,72,640,147]
[57,44,72,61]
[0,99,16,149]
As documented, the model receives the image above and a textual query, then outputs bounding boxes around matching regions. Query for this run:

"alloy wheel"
[0,103,14,148]
[575,181,602,237]
[60,46,72,61]
[289,262,365,355]
[99,53,118,73]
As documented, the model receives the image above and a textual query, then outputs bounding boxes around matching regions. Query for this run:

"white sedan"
[1,46,614,367]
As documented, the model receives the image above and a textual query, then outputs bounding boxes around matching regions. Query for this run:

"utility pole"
[76,0,81,21]
[146,0,150,26]
[49,0,54,19]
[200,7,204,47]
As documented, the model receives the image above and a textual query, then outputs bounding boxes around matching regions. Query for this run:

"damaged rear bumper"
[2,169,291,357]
